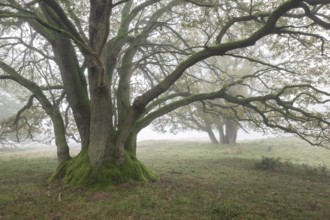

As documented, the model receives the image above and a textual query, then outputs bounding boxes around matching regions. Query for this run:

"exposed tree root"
[49,148,159,188]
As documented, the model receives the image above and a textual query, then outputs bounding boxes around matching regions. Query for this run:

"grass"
[1,137,330,219]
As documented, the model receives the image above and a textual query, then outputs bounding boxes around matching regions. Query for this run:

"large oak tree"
[1,0,330,186]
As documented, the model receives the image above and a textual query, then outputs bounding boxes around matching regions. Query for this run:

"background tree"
[154,101,241,144]
[0,0,330,187]
[153,57,252,145]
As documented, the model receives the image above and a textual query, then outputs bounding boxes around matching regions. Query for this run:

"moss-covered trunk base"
[49,149,159,188]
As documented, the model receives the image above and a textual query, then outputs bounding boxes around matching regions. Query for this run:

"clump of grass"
[207,197,243,220]
[139,191,158,209]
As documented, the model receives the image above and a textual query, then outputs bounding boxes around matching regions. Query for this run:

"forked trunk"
[50,0,158,187]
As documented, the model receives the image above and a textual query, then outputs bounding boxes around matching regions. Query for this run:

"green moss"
[49,149,159,188]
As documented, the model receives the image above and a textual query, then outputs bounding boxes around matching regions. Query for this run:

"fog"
[1,126,276,150]
[138,127,272,142]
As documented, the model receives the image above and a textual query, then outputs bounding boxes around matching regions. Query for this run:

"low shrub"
[255,156,330,180]
[255,156,284,171]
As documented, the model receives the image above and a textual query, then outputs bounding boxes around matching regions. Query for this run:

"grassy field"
[1,137,330,219]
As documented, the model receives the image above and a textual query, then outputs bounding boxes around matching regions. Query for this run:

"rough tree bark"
[48,0,158,187]
[52,38,91,150]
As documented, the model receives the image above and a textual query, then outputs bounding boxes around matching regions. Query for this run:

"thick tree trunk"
[87,0,116,167]
[38,2,91,149]
[225,120,238,144]
[217,123,227,144]
[217,120,238,144]
[125,131,138,156]
[115,104,145,164]
[206,127,219,144]
[49,0,158,187]
[52,38,91,149]
[88,75,114,167]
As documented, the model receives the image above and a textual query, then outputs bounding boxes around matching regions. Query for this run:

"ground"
[1,137,330,219]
